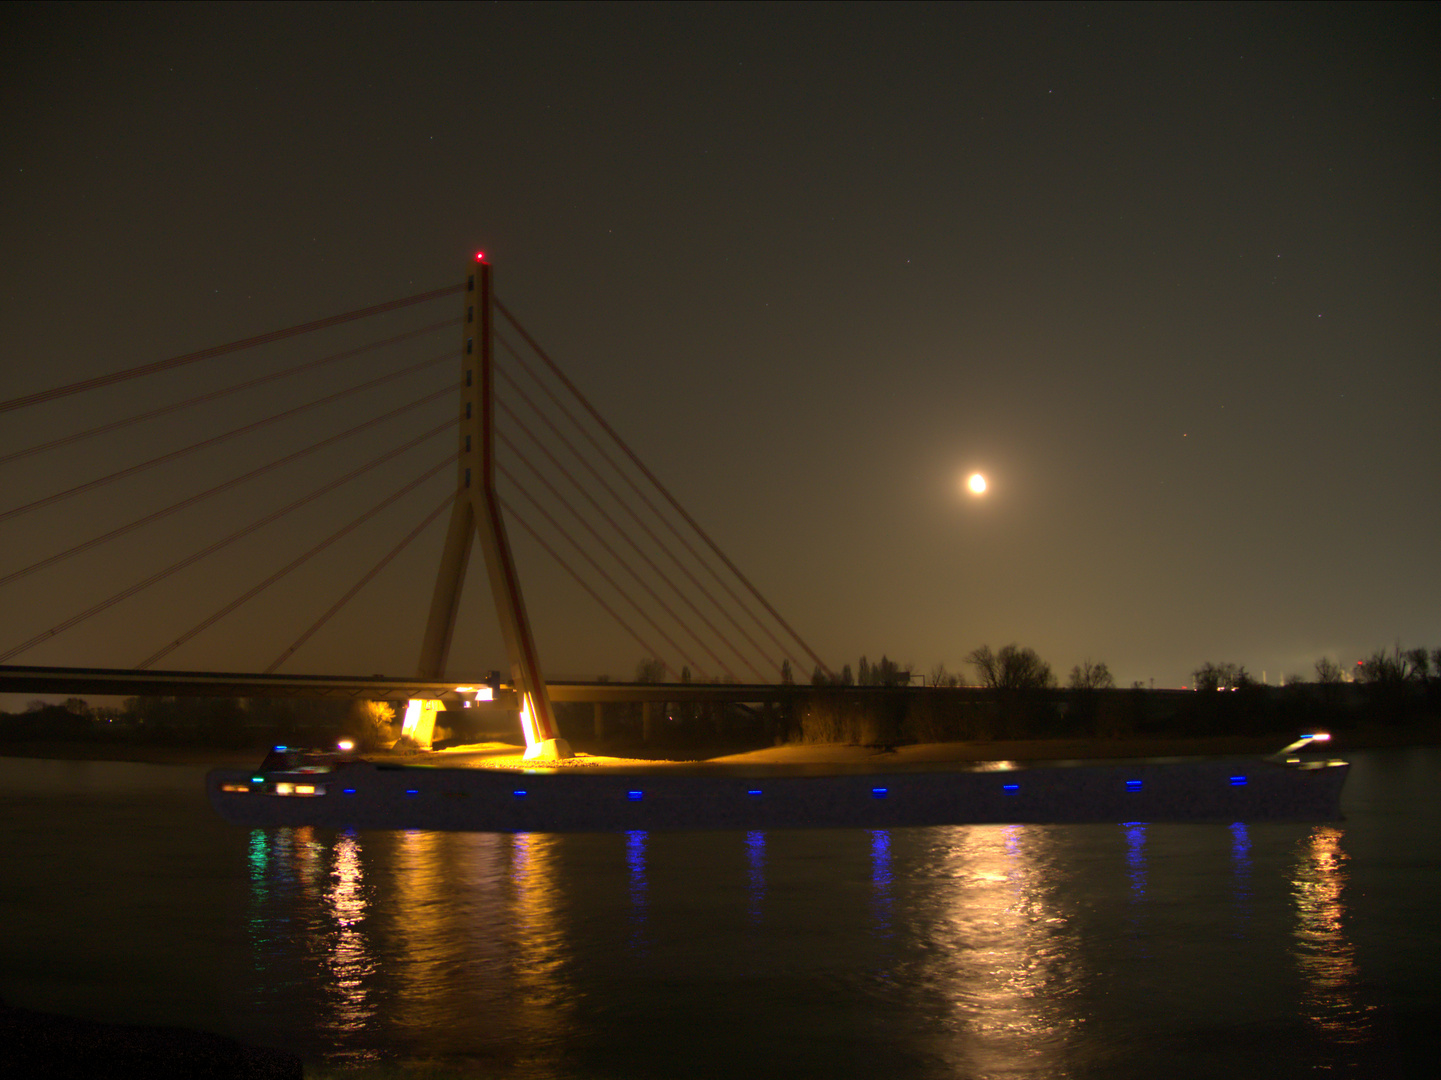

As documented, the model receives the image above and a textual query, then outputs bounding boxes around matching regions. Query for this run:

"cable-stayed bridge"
[0,255,830,757]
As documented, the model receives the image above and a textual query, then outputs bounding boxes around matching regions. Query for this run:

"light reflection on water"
[323,831,373,1040]
[745,830,765,924]
[1292,825,1372,1054]
[1124,822,1147,902]
[1230,822,1251,928]
[508,831,573,1054]
[624,829,648,952]
[870,829,893,938]
[918,825,1080,1079]
[219,809,1405,1077]
[391,829,449,1032]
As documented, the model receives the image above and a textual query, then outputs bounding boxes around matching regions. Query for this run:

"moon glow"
[967,473,987,495]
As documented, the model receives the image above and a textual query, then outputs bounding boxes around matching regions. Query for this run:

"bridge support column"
[417,254,571,760]
[399,699,443,749]
[593,702,605,739]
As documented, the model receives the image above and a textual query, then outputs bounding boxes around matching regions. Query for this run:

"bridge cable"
[0,419,455,664]
[265,492,455,675]
[0,319,457,468]
[0,351,457,525]
[496,361,774,680]
[496,330,789,667]
[497,299,831,679]
[502,496,679,681]
[498,399,760,681]
[0,384,456,590]
[138,456,456,668]
[495,320,813,676]
[496,461,701,677]
[0,283,463,414]
[497,436,732,680]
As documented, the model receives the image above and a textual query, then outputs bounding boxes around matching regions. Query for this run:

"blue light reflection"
[745,830,765,924]
[871,829,893,938]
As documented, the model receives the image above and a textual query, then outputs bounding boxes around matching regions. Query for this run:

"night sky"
[2,3,1437,692]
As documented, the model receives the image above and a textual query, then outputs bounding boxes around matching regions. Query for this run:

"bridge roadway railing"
[1,663,1002,707]
[1,664,1206,717]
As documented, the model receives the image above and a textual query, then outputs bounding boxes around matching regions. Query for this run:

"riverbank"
[0,743,266,767]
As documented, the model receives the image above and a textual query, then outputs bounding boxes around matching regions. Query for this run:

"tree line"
[0,695,398,749]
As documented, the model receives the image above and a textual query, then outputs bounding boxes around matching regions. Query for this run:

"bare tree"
[634,658,667,683]
[1068,660,1114,691]
[1314,657,1343,684]
[967,644,1055,690]
[928,662,959,687]
[1358,645,1420,685]
[1193,661,1246,691]
[966,645,1000,688]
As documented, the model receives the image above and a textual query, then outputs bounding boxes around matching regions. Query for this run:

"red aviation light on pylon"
[475,251,488,263]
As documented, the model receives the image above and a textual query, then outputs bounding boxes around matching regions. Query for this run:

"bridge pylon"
[413,254,571,760]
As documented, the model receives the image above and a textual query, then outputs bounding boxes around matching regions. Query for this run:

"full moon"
[967,472,987,495]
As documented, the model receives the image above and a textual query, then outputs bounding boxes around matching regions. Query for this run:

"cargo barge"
[207,736,1347,832]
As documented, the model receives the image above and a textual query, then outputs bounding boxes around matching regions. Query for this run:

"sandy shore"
[2,726,1430,771]
[336,730,1419,771]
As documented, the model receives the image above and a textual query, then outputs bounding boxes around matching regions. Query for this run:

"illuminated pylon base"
[399,699,444,749]
[518,694,572,760]
[524,738,574,761]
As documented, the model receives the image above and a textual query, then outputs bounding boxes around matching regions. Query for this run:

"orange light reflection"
[323,831,374,1037]
[930,825,1080,1075]
[1292,825,1371,1047]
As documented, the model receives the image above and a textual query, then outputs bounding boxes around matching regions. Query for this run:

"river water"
[0,748,1436,1078]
